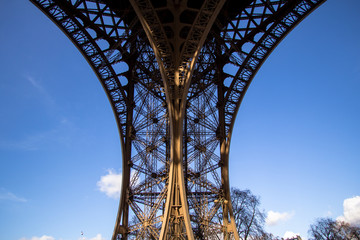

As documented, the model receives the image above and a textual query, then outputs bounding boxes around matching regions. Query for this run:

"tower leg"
[160,86,194,239]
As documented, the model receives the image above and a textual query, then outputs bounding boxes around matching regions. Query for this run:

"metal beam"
[30,0,327,239]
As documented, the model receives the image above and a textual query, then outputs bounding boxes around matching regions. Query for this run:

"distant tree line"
[308,218,360,240]
[229,187,360,240]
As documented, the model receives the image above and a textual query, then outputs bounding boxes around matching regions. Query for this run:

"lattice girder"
[31,0,326,239]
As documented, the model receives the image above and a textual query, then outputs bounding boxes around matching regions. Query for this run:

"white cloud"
[0,188,27,202]
[24,75,55,105]
[266,210,294,226]
[26,75,44,92]
[283,231,300,239]
[21,234,105,240]
[19,235,55,240]
[337,196,360,226]
[97,169,122,198]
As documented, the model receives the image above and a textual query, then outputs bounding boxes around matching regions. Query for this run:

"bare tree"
[308,218,360,240]
[251,233,281,240]
[230,188,267,240]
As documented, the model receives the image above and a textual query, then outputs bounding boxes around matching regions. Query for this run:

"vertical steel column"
[128,1,195,236]
[129,1,226,238]
[113,52,136,240]
[217,53,239,240]
[159,71,194,239]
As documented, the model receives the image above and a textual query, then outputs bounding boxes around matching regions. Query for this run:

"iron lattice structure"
[31,0,325,239]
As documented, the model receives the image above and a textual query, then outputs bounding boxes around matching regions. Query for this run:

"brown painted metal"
[30,0,326,239]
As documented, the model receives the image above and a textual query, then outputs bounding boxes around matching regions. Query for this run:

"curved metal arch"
[31,0,139,142]
[31,2,169,238]
[183,2,326,238]
[30,0,327,239]
[218,0,326,138]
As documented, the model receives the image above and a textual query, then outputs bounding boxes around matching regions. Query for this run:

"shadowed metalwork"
[31,0,325,239]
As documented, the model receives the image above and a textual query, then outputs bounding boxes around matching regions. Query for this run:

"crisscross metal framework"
[31,0,325,239]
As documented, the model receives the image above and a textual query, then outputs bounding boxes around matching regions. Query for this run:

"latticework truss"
[31,0,326,239]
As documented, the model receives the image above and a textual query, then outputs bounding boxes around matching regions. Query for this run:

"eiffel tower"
[31,0,325,239]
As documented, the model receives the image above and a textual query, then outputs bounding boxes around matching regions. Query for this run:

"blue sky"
[0,1,359,240]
